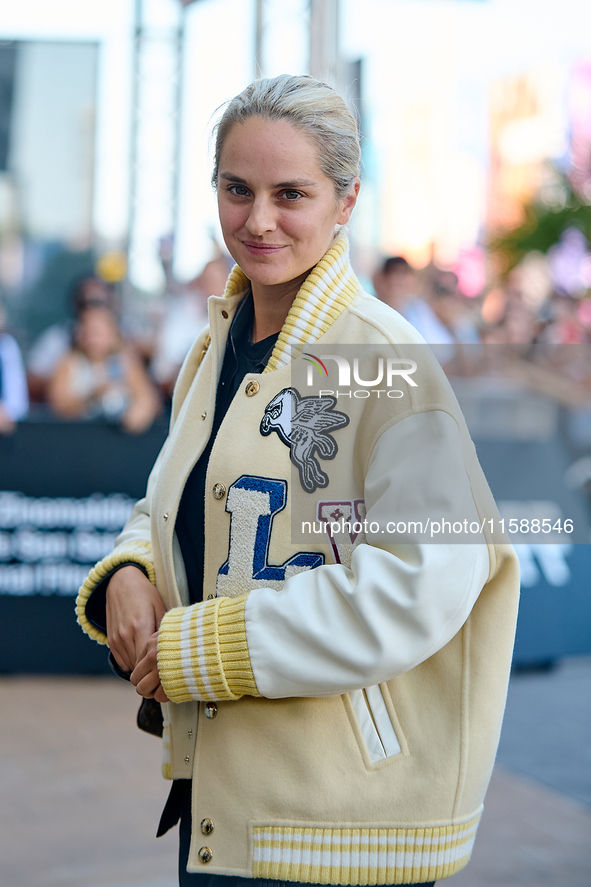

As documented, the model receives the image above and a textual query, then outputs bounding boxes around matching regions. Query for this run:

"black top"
[175,290,279,603]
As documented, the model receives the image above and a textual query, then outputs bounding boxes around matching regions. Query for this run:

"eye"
[228,184,250,197]
[281,190,303,201]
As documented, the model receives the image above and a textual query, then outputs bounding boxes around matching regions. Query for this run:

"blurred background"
[0,1,590,885]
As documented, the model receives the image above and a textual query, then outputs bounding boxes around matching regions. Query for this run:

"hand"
[106,565,166,673]
[131,631,169,703]
[121,399,154,434]
[0,405,15,436]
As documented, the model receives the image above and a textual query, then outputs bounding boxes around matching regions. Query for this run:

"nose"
[245,197,276,236]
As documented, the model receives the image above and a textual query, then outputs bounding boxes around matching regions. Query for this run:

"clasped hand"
[106,565,170,703]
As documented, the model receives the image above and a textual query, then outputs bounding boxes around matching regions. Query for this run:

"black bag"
[137,697,164,737]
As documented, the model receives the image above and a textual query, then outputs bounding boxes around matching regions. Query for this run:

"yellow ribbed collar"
[222,228,361,372]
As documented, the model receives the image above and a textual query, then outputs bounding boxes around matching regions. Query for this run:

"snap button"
[221,309,229,319]
[212,483,226,500]
[200,818,214,835]
[187,729,193,738]
[198,847,213,864]
[201,411,207,420]
[163,513,169,521]
[245,380,260,396]
[204,702,218,719]
[184,755,190,764]
[207,593,215,600]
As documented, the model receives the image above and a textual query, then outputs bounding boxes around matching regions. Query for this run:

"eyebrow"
[219,173,318,188]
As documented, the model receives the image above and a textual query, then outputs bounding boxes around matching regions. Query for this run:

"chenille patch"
[260,388,349,493]
[317,499,366,568]
[216,475,324,597]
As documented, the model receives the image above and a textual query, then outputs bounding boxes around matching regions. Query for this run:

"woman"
[49,303,160,433]
[77,75,519,887]
[0,296,29,434]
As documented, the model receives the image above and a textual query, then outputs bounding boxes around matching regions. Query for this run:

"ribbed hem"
[252,813,481,884]
[75,541,156,645]
[157,594,260,703]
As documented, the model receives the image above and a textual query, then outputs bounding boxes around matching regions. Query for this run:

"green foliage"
[489,177,591,279]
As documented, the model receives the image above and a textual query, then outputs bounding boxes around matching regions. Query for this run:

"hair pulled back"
[212,74,361,198]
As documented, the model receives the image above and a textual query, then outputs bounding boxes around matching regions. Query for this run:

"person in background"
[373,254,420,316]
[0,296,29,435]
[375,259,477,370]
[27,276,119,402]
[401,270,459,343]
[48,304,160,434]
[539,293,588,345]
[400,269,480,372]
[150,253,229,399]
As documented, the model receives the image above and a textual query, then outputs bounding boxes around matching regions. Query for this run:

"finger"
[135,670,162,699]
[107,624,138,673]
[154,683,169,704]
[132,628,153,669]
[130,613,160,667]
[130,636,158,685]
[130,653,150,688]
[110,639,135,674]
[134,629,159,672]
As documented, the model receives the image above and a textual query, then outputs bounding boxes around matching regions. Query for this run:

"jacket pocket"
[348,684,405,765]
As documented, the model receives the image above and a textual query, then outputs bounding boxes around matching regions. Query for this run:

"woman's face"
[217,116,358,298]
[76,307,121,361]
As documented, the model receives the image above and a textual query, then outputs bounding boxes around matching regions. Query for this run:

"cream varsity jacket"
[77,230,519,885]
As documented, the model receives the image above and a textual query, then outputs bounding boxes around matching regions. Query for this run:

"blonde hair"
[212,74,361,198]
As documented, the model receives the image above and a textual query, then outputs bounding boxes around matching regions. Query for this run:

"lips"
[242,241,287,256]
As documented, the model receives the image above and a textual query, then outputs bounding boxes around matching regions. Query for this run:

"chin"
[240,259,294,286]
[250,272,293,288]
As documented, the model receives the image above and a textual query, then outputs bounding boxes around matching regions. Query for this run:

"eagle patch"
[260,387,349,493]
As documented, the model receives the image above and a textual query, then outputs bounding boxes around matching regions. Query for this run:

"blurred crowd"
[1,243,591,438]
[373,252,591,413]
[0,247,230,437]
[373,253,591,352]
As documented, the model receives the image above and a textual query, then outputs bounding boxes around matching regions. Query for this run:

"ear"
[336,177,361,225]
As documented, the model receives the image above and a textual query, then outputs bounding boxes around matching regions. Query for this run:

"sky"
[0,0,590,289]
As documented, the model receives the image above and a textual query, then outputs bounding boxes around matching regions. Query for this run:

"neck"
[250,272,310,342]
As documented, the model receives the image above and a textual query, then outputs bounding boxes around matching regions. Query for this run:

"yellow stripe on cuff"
[158,594,260,703]
[218,595,260,697]
[75,541,155,645]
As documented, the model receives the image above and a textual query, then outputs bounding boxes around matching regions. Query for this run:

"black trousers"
[176,781,435,887]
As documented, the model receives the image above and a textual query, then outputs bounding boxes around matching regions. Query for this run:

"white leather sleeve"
[244,410,491,699]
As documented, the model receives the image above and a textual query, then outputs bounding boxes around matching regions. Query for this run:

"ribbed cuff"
[75,540,156,645]
[157,594,260,703]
